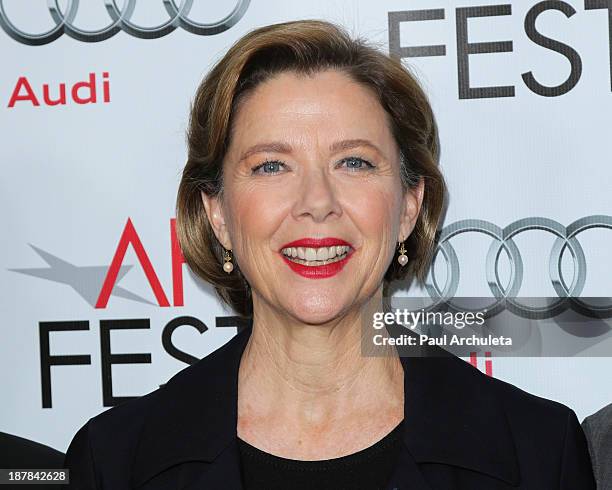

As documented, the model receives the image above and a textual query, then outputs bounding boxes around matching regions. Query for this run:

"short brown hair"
[175,19,446,318]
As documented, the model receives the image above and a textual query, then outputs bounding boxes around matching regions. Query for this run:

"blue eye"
[251,157,375,175]
[251,160,286,175]
[340,157,375,171]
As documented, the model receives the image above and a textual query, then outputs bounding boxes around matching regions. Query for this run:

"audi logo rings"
[0,0,250,45]
[424,215,612,319]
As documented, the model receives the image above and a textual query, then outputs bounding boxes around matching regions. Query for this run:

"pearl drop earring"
[397,240,408,267]
[222,248,234,273]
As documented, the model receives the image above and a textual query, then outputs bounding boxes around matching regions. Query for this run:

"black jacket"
[0,431,65,490]
[64,325,596,489]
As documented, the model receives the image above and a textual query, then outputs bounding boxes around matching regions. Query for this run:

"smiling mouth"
[280,245,352,266]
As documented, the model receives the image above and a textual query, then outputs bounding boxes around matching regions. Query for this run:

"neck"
[238,286,404,427]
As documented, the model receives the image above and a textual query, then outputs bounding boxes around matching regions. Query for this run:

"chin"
[286,294,349,326]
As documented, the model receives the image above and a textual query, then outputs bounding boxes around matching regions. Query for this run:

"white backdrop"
[1,0,611,453]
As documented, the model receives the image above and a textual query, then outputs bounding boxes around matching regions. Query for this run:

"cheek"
[224,182,289,248]
[342,180,401,236]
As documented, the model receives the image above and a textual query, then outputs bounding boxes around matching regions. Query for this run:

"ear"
[398,177,425,243]
[201,191,232,250]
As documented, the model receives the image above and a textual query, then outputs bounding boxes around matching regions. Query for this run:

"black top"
[63,324,597,489]
[238,420,404,490]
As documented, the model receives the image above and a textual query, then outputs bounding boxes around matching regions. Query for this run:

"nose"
[292,166,342,223]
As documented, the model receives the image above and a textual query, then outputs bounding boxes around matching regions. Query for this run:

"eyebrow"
[330,138,384,156]
[238,138,385,162]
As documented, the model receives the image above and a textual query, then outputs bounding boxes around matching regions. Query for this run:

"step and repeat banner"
[1,0,611,453]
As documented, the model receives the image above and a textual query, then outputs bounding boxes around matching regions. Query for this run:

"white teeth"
[316,248,328,261]
[305,248,317,261]
[281,245,351,265]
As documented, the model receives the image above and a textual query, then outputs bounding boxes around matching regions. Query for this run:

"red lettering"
[96,217,170,308]
[171,218,186,307]
[8,73,110,108]
[42,83,66,106]
[102,72,110,103]
[485,351,493,376]
[470,352,477,368]
[71,72,97,104]
[7,77,40,107]
[469,352,494,376]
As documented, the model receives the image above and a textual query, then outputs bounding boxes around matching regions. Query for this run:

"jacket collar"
[131,322,520,488]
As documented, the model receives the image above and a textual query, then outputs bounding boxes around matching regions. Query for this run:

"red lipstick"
[279,237,354,279]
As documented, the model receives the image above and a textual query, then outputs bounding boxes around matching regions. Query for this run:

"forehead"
[229,70,395,149]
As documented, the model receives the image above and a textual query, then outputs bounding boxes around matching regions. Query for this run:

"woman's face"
[203,69,423,324]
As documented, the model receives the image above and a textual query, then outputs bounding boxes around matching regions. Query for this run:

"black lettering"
[162,316,208,366]
[388,9,446,59]
[456,5,514,99]
[522,1,582,96]
[100,319,151,407]
[585,0,612,90]
[216,315,252,334]
[39,321,91,409]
